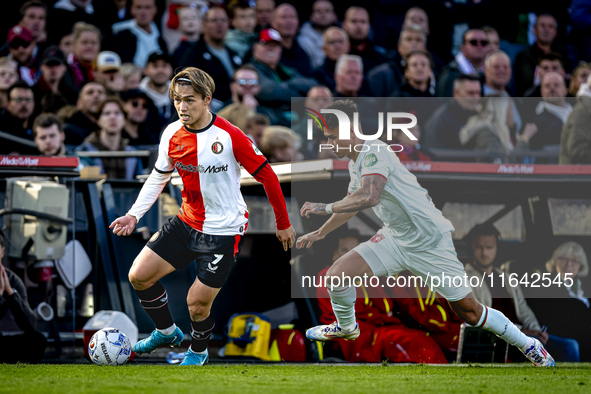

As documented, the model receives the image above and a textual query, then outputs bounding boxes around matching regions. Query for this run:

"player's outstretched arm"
[110,168,172,236]
[296,211,357,249]
[300,175,386,218]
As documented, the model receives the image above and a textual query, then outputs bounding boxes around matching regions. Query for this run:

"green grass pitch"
[2,364,591,394]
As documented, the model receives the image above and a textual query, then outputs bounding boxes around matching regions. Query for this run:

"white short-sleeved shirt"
[348,140,454,250]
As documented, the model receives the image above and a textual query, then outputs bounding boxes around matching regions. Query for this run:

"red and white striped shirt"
[128,113,290,235]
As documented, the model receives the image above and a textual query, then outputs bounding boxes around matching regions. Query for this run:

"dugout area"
[0,160,590,362]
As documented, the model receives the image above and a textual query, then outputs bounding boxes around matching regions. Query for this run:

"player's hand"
[296,230,325,249]
[109,215,137,236]
[0,265,13,296]
[276,226,296,251]
[300,202,329,218]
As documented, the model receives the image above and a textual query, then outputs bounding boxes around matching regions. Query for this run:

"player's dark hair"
[170,67,215,100]
[32,113,64,137]
[468,223,501,244]
[20,0,47,18]
[324,99,357,130]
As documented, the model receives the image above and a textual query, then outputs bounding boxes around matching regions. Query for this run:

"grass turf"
[2,363,591,394]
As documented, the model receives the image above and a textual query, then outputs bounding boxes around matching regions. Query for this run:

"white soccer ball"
[88,327,132,366]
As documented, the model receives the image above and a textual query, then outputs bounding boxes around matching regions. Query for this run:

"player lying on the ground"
[110,67,296,366]
[296,99,555,367]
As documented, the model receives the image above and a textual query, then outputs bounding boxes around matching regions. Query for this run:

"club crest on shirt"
[211,141,224,154]
[370,234,384,243]
[364,153,378,167]
[150,231,160,242]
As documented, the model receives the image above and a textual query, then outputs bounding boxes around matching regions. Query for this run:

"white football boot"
[521,337,556,367]
[306,321,360,341]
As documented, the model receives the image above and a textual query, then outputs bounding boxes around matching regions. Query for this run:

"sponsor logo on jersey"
[253,144,263,155]
[364,153,378,167]
[177,144,185,151]
[175,161,228,174]
[211,141,224,154]
[150,231,160,242]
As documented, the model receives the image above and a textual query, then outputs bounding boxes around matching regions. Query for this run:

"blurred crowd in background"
[0,0,590,177]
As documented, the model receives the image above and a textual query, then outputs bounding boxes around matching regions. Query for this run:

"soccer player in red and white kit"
[110,67,296,366]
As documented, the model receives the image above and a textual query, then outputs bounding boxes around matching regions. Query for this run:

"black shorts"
[146,216,244,288]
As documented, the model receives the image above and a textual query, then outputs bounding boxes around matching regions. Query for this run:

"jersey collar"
[185,112,216,133]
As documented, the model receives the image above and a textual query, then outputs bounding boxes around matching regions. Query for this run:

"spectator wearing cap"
[255,0,275,31]
[49,0,99,45]
[225,0,258,60]
[0,1,48,58]
[180,7,242,110]
[33,45,78,113]
[298,0,337,69]
[121,89,160,145]
[0,58,18,109]
[312,27,349,92]
[33,113,72,156]
[436,29,489,97]
[68,22,101,90]
[139,51,175,127]
[76,96,144,180]
[6,25,40,87]
[172,7,202,67]
[110,0,168,67]
[94,51,124,94]
[367,24,428,97]
[514,14,570,97]
[342,6,387,75]
[248,28,316,110]
[63,81,107,145]
[0,82,37,155]
[270,3,313,77]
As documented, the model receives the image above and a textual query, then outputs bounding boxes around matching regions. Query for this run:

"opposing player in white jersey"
[110,67,296,366]
[297,99,554,367]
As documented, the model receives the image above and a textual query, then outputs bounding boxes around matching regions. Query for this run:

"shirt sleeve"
[229,126,268,176]
[347,164,359,195]
[154,128,174,174]
[359,147,394,180]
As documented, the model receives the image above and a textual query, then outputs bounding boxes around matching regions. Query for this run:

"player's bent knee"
[187,300,210,321]
[128,268,153,291]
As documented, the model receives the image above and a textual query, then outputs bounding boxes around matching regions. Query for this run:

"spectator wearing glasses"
[121,89,160,146]
[6,25,40,87]
[0,82,37,154]
[436,29,489,97]
[0,58,18,109]
[179,7,242,110]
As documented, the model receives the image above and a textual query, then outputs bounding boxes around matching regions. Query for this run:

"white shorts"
[353,228,472,302]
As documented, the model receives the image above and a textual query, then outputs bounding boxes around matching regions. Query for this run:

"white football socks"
[157,323,177,336]
[477,306,533,351]
[327,284,357,332]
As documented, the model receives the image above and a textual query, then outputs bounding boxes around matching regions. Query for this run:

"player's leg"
[179,277,220,366]
[449,294,555,366]
[307,231,394,341]
[128,247,184,353]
